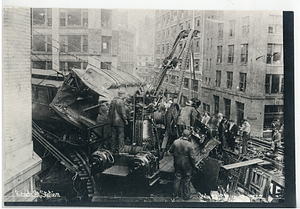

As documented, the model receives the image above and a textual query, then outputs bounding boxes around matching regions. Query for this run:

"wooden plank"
[222,158,264,170]
[102,165,130,177]
[195,138,220,166]
[159,155,174,173]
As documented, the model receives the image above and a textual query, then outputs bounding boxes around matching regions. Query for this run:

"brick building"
[154,10,283,137]
[3,8,42,202]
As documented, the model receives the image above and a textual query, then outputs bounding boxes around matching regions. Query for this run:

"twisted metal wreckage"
[32,29,284,203]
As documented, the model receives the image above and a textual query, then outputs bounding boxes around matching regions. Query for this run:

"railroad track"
[32,121,95,201]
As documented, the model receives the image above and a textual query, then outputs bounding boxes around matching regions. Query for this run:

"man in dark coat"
[240,119,251,155]
[226,120,239,151]
[271,129,281,155]
[176,100,198,137]
[271,118,281,137]
[218,116,229,152]
[168,129,198,200]
[108,91,128,153]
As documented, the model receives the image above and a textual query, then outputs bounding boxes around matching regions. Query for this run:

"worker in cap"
[168,129,197,201]
[176,100,198,137]
[240,118,251,155]
[108,90,128,154]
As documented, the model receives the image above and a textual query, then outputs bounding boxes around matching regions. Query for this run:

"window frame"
[242,16,250,35]
[224,98,231,119]
[227,71,233,89]
[266,43,283,65]
[60,9,88,27]
[217,46,223,63]
[239,72,247,92]
[216,70,221,87]
[228,45,234,63]
[32,35,52,52]
[218,23,224,39]
[240,43,248,64]
[59,35,88,53]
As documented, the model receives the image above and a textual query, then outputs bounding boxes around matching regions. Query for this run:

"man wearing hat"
[168,129,197,201]
[108,90,128,154]
[240,119,251,155]
[176,100,198,137]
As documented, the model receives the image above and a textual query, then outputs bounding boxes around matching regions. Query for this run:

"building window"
[60,9,88,27]
[195,17,201,28]
[217,46,222,63]
[236,101,244,126]
[209,59,212,69]
[186,20,191,29]
[172,26,177,35]
[60,35,88,53]
[239,73,247,92]
[214,95,219,114]
[206,38,209,50]
[32,35,52,52]
[101,62,112,70]
[224,98,231,119]
[179,23,184,30]
[184,78,189,89]
[242,16,250,35]
[170,75,176,85]
[216,71,221,87]
[68,36,82,52]
[32,8,52,26]
[32,61,52,70]
[101,9,111,28]
[203,103,210,114]
[240,44,248,64]
[195,60,199,71]
[83,10,88,27]
[264,105,284,128]
[228,45,234,63]
[210,38,213,49]
[267,44,282,64]
[268,15,282,34]
[218,23,223,39]
[60,61,87,71]
[227,71,233,89]
[68,9,81,26]
[192,79,198,92]
[229,20,235,37]
[102,36,111,53]
[265,74,284,94]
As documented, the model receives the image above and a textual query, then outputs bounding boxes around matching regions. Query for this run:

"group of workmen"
[96,90,282,201]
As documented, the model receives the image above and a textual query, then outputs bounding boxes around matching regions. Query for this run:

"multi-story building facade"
[154,10,283,137]
[32,8,120,77]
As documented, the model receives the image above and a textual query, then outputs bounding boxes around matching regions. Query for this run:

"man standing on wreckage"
[108,90,128,154]
[168,129,200,201]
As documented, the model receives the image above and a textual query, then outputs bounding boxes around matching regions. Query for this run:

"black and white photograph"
[2,1,296,207]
